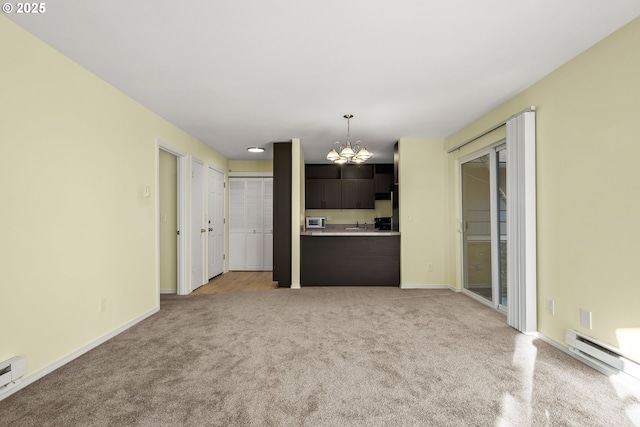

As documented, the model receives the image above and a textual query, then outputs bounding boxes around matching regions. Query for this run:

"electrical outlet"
[547,299,555,315]
[427,263,433,272]
[100,297,107,313]
[580,308,592,330]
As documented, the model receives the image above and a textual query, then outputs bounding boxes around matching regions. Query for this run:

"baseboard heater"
[0,357,26,391]
[566,329,640,381]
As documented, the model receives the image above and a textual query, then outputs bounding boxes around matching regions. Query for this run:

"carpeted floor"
[1,287,639,426]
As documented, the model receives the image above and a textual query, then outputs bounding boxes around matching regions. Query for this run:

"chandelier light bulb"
[326,148,340,161]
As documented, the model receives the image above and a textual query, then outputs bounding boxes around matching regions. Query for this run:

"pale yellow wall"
[0,16,228,378]
[306,200,392,226]
[291,139,304,288]
[398,138,449,286]
[228,159,273,172]
[159,150,177,292]
[445,17,640,360]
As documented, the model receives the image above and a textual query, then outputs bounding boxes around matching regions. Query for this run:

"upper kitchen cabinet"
[341,164,373,180]
[306,164,377,209]
[341,179,375,209]
[374,164,393,199]
[306,164,341,180]
[306,179,342,209]
[340,164,374,209]
[305,164,341,209]
[393,142,399,185]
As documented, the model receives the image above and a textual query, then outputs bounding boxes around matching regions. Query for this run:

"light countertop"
[302,230,400,236]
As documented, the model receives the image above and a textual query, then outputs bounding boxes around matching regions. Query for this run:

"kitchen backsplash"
[305,200,392,224]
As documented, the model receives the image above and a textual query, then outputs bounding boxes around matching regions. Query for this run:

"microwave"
[306,217,326,229]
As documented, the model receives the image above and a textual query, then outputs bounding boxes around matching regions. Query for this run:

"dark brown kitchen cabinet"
[306,164,341,179]
[341,164,373,179]
[374,164,393,199]
[306,179,342,209]
[393,142,399,185]
[341,179,375,209]
[301,235,400,286]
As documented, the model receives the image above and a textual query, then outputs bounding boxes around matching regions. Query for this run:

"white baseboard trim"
[160,289,177,294]
[400,284,459,292]
[0,306,159,401]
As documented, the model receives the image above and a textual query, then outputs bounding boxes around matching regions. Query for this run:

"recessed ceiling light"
[247,147,265,153]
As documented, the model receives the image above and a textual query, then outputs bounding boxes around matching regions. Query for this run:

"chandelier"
[326,114,372,164]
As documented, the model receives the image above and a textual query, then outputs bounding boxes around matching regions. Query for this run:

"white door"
[228,179,246,270]
[228,177,273,271]
[208,167,225,279]
[244,179,264,270]
[263,178,273,271]
[191,159,206,291]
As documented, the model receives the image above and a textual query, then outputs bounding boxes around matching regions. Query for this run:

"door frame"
[156,140,188,298]
[458,140,506,312]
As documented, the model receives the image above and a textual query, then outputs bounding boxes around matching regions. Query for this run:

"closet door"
[244,179,264,270]
[228,179,246,270]
[228,177,272,271]
[263,178,273,271]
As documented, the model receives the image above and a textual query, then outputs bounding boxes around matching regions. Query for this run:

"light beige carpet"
[1,288,639,426]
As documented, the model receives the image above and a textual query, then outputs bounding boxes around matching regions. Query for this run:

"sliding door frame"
[458,140,506,312]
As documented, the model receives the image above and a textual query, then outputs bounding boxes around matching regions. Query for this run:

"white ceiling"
[8,1,640,163]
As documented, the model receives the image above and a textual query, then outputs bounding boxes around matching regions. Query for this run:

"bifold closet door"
[244,179,264,270]
[228,177,273,271]
[229,179,246,270]
[263,179,273,271]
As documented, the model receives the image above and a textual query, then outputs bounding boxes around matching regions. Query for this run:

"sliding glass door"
[461,145,507,311]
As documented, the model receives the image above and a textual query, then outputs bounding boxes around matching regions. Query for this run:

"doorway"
[207,166,225,280]
[157,141,187,298]
[460,144,507,311]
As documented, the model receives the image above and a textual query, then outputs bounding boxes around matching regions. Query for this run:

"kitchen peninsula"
[300,228,400,286]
